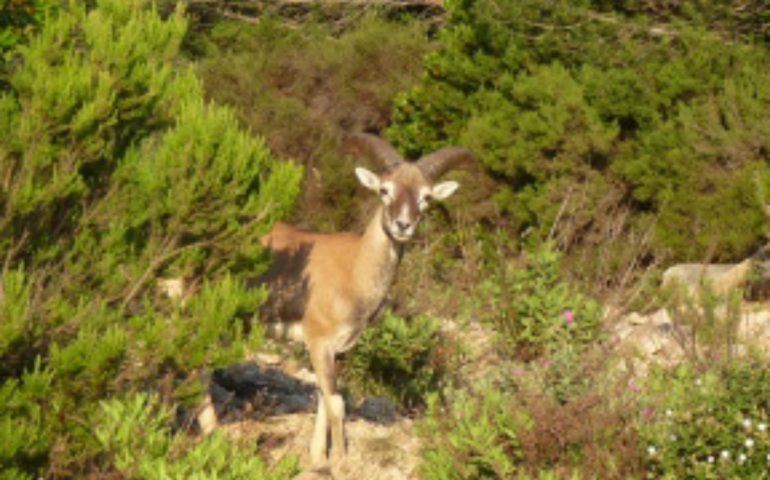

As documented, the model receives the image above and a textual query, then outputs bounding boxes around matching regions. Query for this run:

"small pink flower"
[542,358,552,367]
[642,407,654,419]
[511,368,525,377]
[563,310,574,324]
[628,381,641,392]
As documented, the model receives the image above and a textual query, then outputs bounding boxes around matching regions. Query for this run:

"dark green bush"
[388,0,770,273]
[196,14,431,230]
[342,311,454,411]
[0,0,301,477]
[0,0,57,65]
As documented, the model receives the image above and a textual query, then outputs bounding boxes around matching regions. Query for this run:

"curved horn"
[416,147,475,180]
[342,133,404,170]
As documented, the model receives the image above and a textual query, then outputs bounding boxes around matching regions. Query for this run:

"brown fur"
[259,207,401,468]
[253,134,471,470]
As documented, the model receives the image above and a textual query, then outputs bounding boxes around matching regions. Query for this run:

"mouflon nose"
[396,220,410,232]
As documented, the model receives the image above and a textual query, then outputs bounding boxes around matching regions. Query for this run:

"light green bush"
[481,242,603,360]
[0,0,301,476]
[641,363,770,478]
[0,0,57,64]
[420,389,524,480]
[92,393,298,479]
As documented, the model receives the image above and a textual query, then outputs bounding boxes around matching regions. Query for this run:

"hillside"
[2,1,770,478]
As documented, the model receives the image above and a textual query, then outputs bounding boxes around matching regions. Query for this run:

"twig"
[3,229,29,276]
[547,186,573,242]
[119,237,206,310]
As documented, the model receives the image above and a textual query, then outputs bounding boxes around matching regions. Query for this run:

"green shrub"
[0,0,301,476]
[420,360,643,480]
[420,389,524,480]
[0,0,57,65]
[663,285,745,366]
[196,14,431,231]
[641,363,770,479]
[388,0,770,273]
[91,393,299,479]
[342,311,454,411]
[481,242,603,361]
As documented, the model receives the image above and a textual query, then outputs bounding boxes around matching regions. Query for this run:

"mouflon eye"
[418,192,432,210]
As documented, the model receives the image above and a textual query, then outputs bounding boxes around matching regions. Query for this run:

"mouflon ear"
[430,181,460,201]
[355,167,381,192]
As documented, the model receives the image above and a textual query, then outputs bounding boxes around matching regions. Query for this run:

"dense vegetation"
[1,0,300,477]
[2,0,770,478]
[389,0,770,294]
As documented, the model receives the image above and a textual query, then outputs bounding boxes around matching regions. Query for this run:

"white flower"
[665,409,673,417]
[738,453,747,464]
[721,450,731,460]
[743,418,752,429]
[758,422,767,432]
[745,438,755,449]
[695,378,702,386]
[707,455,715,464]
[647,446,657,456]
[670,434,677,441]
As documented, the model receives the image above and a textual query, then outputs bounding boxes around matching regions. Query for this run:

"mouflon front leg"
[308,338,345,467]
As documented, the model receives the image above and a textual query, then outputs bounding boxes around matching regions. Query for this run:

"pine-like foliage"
[0,1,302,477]
[389,0,770,266]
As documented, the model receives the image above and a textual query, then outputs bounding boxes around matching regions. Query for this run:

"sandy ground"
[222,413,421,479]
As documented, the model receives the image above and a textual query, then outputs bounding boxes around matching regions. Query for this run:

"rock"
[737,308,770,354]
[276,393,316,415]
[157,277,185,300]
[355,397,399,425]
[211,362,316,418]
[294,367,317,385]
[612,308,686,376]
[255,352,283,366]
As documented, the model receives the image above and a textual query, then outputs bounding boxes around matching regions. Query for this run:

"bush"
[341,311,455,411]
[0,0,301,476]
[388,0,770,282]
[196,14,431,231]
[640,363,770,478]
[420,360,643,480]
[420,389,524,480]
[91,393,298,479]
[481,242,603,361]
[0,0,57,65]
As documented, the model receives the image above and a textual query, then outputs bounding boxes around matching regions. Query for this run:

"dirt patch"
[222,414,421,479]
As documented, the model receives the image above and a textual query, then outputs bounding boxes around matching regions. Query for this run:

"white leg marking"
[287,322,305,342]
[310,394,327,466]
[328,393,346,463]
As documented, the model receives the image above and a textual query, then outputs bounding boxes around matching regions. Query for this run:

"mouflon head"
[345,133,474,243]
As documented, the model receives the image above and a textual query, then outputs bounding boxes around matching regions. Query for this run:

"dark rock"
[355,396,399,425]
[210,362,316,419]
